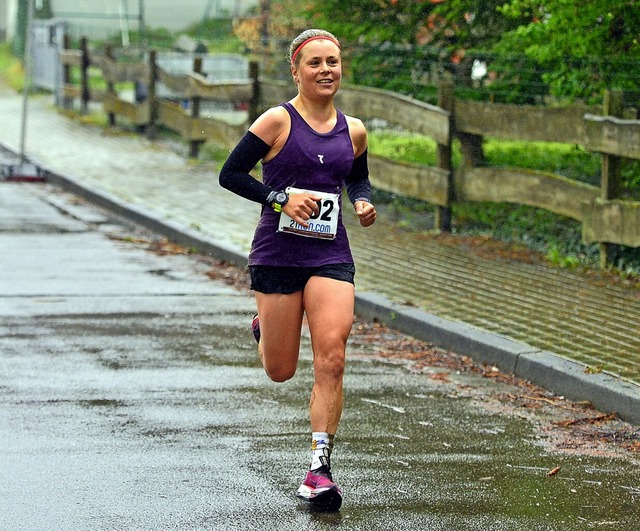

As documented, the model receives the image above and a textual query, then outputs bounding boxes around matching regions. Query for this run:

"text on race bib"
[277,187,340,240]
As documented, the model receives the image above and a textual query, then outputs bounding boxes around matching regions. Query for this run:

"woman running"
[219,28,376,511]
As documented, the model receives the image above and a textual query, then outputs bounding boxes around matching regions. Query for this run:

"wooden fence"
[59,38,640,266]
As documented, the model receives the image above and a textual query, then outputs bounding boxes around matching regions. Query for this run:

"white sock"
[310,432,334,471]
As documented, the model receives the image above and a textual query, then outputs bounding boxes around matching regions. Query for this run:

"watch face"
[275,192,288,203]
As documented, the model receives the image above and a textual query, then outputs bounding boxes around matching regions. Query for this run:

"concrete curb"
[355,292,640,425]
[515,351,640,425]
[30,165,640,426]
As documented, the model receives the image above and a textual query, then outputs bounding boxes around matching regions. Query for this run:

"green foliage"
[348,43,441,103]
[279,0,640,105]
[188,17,233,39]
[201,141,233,169]
[369,132,602,188]
[483,140,601,185]
[0,43,23,91]
[495,0,640,102]
[369,130,464,167]
[622,161,640,198]
[546,244,581,269]
[430,0,528,49]
[185,18,244,52]
[98,18,242,54]
[451,200,601,267]
[99,27,175,51]
[296,0,439,45]
[369,131,437,165]
[0,43,17,71]
[498,0,640,58]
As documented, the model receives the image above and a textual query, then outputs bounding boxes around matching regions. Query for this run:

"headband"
[290,36,341,67]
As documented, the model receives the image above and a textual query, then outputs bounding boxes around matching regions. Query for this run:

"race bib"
[277,187,340,240]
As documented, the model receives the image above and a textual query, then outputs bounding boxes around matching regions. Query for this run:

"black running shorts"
[249,263,356,294]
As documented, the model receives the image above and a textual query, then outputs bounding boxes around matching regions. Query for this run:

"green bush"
[0,43,23,91]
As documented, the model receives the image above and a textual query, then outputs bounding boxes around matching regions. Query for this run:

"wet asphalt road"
[1,182,639,531]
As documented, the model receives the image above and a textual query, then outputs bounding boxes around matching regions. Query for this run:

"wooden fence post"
[189,56,203,158]
[436,81,454,232]
[80,37,89,115]
[146,50,157,139]
[248,60,260,124]
[105,43,116,127]
[599,89,624,268]
[458,132,485,167]
[61,33,72,110]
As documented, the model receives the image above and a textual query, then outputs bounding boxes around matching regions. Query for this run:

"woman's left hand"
[355,201,376,227]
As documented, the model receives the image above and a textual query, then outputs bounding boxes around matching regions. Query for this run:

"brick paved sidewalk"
[1,91,638,409]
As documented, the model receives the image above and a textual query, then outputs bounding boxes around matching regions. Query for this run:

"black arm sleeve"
[219,131,274,205]
[345,149,372,204]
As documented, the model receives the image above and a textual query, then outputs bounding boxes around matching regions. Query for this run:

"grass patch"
[483,139,601,185]
[368,129,442,166]
[0,43,24,92]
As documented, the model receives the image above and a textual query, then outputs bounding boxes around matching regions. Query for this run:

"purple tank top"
[248,102,355,267]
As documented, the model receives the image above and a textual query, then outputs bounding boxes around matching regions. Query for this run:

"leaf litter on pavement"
[349,319,640,460]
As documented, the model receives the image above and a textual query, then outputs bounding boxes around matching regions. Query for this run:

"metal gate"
[30,19,66,103]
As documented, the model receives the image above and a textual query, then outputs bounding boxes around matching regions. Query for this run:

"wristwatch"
[267,190,289,213]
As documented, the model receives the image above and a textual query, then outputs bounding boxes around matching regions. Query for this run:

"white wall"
[1,0,258,43]
[51,0,257,31]
[3,0,54,42]
[0,0,6,40]
[1,0,18,41]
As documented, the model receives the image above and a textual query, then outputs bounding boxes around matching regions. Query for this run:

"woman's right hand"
[282,193,322,227]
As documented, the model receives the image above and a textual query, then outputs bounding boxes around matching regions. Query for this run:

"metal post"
[80,37,90,115]
[146,50,157,139]
[19,0,34,165]
[62,33,72,109]
[189,56,203,158]
[105,43,116,127]
[138,0,146,51]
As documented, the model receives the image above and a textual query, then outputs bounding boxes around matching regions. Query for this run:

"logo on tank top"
[317,154,324,164]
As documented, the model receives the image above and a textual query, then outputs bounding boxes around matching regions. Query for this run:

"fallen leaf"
[554,413,618,427]
[546,466,561,477]
[429,371,451,383]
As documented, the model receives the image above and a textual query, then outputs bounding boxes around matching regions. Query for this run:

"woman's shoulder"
[343,113,368,156]
[344,113,365,131]
[249,105,291,146]
[254,105,290,127]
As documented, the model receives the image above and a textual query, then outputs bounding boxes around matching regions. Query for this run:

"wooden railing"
[59,38,640,265]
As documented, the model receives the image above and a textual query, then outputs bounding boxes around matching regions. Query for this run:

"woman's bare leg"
[254,291,305,382]
[303,276,354,434]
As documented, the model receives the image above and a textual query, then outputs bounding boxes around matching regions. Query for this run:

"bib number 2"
[277,187,340,240]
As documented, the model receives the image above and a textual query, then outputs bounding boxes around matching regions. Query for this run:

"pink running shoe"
[296,466,343,511]
[251,314,260,343]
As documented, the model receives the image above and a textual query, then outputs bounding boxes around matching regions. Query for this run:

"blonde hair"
[288,29,341,67]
